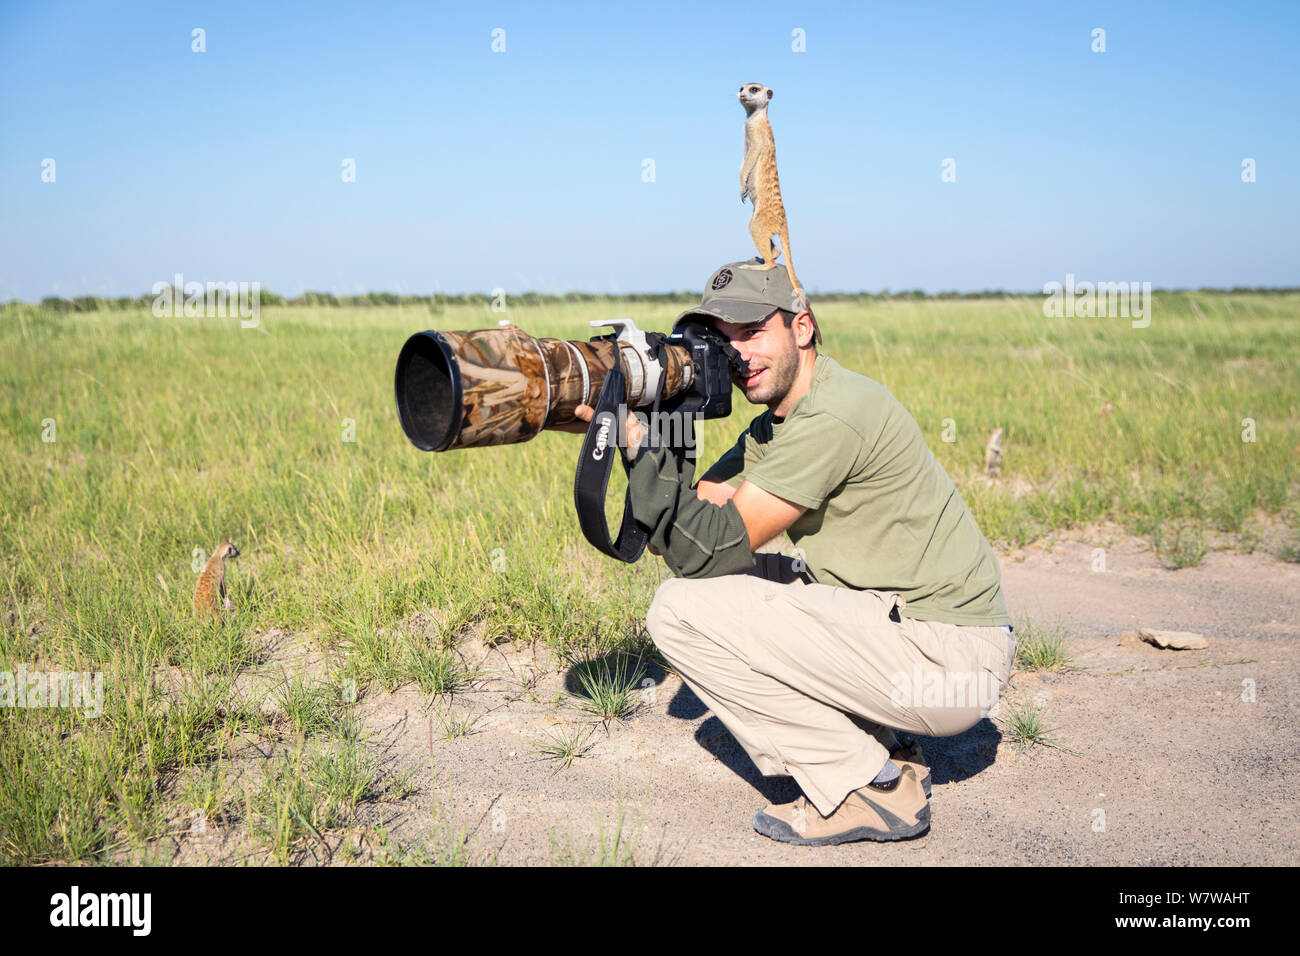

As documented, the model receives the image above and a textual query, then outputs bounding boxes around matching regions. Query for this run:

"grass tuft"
[405,643,475,697]
[1013,616,1076,671]
[564,652,647,723]
[1152,520,1209,569]
[432,704,484,740]
[993,699,1081,755]
[528,724,597,770]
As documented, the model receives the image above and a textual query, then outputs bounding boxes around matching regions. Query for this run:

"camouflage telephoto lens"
[394,323,692,451]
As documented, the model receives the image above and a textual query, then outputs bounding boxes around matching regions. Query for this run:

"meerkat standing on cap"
[737,82,807,310]
[194,540,240,618]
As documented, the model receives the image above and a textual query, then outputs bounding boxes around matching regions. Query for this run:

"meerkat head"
[218,541,240,560]
[737,83,773,113]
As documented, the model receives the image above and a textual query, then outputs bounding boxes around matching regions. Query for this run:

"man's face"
[713,311,801,408]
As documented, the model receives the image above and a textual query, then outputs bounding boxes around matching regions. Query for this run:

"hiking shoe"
[751,765,930,846]
[890,742,931,797]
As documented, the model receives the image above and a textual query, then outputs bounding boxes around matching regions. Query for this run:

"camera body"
[661,317,746,419]
[585,315,746,421]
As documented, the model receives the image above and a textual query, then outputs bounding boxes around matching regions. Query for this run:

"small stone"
[1139,628,1210,650]
[1119,631,1142,646]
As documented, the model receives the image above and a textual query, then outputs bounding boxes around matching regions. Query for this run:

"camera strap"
[573,366,648,563]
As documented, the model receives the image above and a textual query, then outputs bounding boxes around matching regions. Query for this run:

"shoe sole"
[751,801,930,847]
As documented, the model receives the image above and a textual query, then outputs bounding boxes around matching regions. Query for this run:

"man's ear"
[793,310,815,348]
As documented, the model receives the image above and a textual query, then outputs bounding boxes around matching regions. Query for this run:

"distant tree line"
[5,286,1299,314]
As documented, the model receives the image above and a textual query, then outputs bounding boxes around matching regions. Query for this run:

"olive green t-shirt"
[705,353,1011,627]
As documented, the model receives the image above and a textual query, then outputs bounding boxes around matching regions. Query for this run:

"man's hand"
[574,404,645,454]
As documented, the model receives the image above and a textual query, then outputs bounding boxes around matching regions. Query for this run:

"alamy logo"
[617,404,701,459]
[1,666,103,717]
[890,668,1002,714]
[49,886,151,936]
[152,273,260,328]
[1042,274,1152,328]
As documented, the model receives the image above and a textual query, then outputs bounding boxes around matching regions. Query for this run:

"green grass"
[1150,519,1210,569]
[994,699,1082,755]
[405,643,476,697]
[565,652,647,723]
[1277,533,1300,563]
[431,704,484,740]
[244,725,386,865]
[528,724,597,770]
[1,293,1296,862]
[179,759,232,830]
[1013,616,1077,671]
[276,675,345,738]
[548,801,645,866]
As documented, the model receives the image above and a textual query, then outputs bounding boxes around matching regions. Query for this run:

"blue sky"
[2,0,1297,300]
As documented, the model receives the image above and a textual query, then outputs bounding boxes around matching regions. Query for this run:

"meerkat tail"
[779,223,807,308]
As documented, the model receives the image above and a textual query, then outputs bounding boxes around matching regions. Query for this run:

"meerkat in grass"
[984,428,1004,477]
[194,541,240,618]
[737,82,807,310]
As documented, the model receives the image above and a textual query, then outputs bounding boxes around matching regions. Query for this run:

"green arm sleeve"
[621,443,756,579]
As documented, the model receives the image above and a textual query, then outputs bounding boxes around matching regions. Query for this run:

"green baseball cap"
[673,257,821,346]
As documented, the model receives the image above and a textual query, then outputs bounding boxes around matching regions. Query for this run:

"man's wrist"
[622,436,697,483]
[620,433,644,465]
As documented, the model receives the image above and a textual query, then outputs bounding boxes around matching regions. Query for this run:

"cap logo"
[710,269,734,291]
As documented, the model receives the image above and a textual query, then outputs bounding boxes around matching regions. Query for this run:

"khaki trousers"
[645,553,1018,817]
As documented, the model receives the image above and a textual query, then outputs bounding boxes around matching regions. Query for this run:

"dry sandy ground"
[317,529,1297,867]
[178,530,1298,865]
